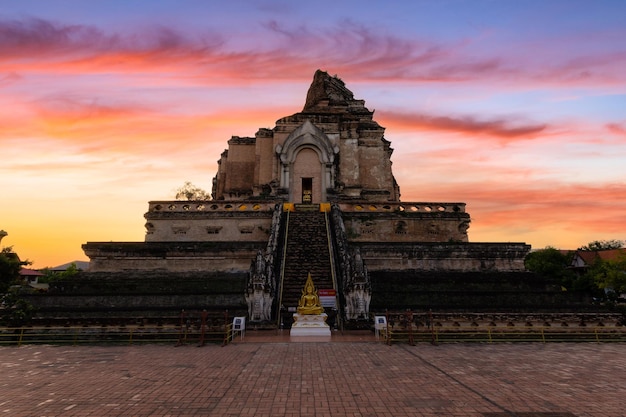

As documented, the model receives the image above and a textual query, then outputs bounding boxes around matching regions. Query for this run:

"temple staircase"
[279,205,335,314]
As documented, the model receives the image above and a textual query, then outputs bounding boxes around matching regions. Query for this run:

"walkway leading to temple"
[3,343,622,416]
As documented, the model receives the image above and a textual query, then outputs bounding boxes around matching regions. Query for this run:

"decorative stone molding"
[205,226,222,234]
[171,225,189,235]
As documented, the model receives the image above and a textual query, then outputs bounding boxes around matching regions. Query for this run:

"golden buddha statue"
[297,273,324,315]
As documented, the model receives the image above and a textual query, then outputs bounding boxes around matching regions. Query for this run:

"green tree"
[588,254,626,298]
[1,291,35,326]
[39,262,81,284]
[174,181,211,201]
[0,247,24,293]
[0,247,35,326]
[524,247,577,289]
[578,239,624,251]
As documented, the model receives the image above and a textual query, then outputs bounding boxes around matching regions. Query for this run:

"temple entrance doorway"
[302,178,313,203]
[291,148,323,203]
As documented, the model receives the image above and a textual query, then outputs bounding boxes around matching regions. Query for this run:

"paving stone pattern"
[1,341,625,416]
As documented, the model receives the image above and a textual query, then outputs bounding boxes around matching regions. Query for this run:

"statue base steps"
[290,313,331,337]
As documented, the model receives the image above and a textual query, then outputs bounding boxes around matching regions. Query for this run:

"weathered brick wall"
[25,271,248,320]
[340,203,471,243]
[144,201,275,242]
[82,242,265,272]
[368,270,592,312]
[214,71,400,203]
[343,216,470,243]
[254,129,274,188]
[357,242,530,272]
[224,137,256,195]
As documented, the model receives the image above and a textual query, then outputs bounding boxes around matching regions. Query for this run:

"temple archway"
[292,148,322,203]
[277,120,337,203]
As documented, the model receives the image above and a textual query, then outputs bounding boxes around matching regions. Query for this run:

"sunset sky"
[1,0,625,268]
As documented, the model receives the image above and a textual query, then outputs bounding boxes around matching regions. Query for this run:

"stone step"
[293,204,321,212]
[279,210,334,310]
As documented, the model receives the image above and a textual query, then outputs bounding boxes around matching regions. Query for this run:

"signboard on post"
[232,317,245,340]
[374,316,387,340]
[318,289,336,308]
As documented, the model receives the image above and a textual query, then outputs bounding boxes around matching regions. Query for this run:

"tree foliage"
[0,246,26,293]
[174,181,211,201]
[0,247,35,326]
[524,247,576,289]
[39,262,81,284]
[1,291,35,326]
[578,239,624,251]
[588,253,626,297]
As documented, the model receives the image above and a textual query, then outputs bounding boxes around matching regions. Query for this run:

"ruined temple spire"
[303,69,355,112]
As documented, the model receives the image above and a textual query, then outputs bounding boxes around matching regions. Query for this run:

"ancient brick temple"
[79,70,544,326]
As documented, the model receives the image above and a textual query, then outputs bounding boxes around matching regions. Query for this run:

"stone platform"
[290,313,331,337]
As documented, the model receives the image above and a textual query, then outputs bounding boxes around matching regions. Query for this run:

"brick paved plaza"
[1,334,625,417]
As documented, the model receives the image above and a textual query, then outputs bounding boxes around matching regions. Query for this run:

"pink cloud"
[0,17,222,58]
[2,17,624,88]
[0,18,228,79]
[378,110,548,141]
[0,71,21,86]
[542,49,626,86]
[606,122,626,136]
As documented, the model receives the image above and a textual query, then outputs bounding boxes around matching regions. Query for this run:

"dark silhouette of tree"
[578,239,624,251]
[524,247,576,290]
[0,247,26,293]
[0,246,35,326]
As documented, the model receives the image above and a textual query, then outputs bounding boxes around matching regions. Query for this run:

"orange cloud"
[0,95,292,154]
[401,181,626,246]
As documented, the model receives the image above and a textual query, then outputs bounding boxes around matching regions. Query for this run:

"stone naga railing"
[245,204,283,322]
[330,204,372,320]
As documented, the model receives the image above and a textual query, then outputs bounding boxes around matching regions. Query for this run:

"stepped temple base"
[290,313,331,337]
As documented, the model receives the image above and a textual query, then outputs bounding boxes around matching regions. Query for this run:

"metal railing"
[377,310,626,344]
[324,209,342,331]
[1,324,233,347]
[381,326,626,345]
[276,208,290,328]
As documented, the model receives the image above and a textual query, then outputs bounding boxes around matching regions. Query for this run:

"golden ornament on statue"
[297,273,324,315]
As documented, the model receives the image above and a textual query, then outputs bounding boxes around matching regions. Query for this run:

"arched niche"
[276,120,338,203]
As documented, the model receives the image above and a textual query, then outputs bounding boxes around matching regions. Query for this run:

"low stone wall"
[337,201,466,213]
[82,241,264,272]
[24,271,248,321]
[26,294,245,317]
[340,202,470,243]
[359,242,530,272]
[143,201,276,242]
[368,270,592,312]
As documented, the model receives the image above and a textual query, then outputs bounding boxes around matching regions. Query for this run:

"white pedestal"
[290,313,331,337]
